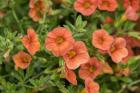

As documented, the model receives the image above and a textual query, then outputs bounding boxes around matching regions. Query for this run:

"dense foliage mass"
[0,0,140,93]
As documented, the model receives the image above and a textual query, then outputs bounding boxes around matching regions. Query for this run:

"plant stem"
[128,79,140,88]
[12,9,24,33]
[118,79,140,93]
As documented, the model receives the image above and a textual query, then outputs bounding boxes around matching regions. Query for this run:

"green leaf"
[128,32,140,39]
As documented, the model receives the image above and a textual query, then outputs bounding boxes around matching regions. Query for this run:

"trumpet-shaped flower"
[92,29,114,50]
[98,0,118,12]
[85,78,100,93]
[45,27,74,57]
[63,41,89,69]
[108,37,128,63]
[74,0,98,16]
[13,51,32,70]
[22,27,40,55]
[79,57,102,80]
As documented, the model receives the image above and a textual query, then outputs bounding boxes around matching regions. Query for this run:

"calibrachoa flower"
[13,51,32,70]
[101,62,113,74]
[115,66,131,76]
[92,29,114,51]
[45,27,74,57]
[79,57,102,80]
[123,0,140,12]
[98,0,118,12]
[123,6,139,21]
[22,27,40,55]
[122,46,134,63]
[65,65,77,85]
[74,0,98,16]
[85,78,100,93]
[63,41,89,69]
[29,0,47,22]
[108,37,128,63]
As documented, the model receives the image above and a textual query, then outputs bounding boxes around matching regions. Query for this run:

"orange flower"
[74,0,98,16]
[101,62,113,74]
[65,65,77,85]
[123,6,139,21]
[124,0,140,12]
[122,46,134,63]
[92,29,114,50]
[85,78,100,93]
[115,66,131,77]
[108,37,128,63]
[63,41,89,69]
[45,27,74,57]
[98,0,118,12]
[22,27,40,55]
[79,57,102,80]
[29,0,47,22]
[13,51,32,70]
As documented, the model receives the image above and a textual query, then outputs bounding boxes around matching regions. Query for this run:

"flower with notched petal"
[98,0,118,12]
[22,27,40,55]
[63,41,89,70]
[74,0,98,16]
[92,29,114,51]
[79,57,102,80]
[13,51,32,70]
[45,27,74,57]
[85,78,100,93]
[108,37,128,63]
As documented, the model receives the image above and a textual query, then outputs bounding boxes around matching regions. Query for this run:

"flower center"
[99,37,105,45]
[110,46,116,53]
[34,0,45,16]
[23,57,30,63]
[102,1,110,7]
[89,66,96,72]
[83,2,91,9]
[67,50,76,58]
[56,36,65,44]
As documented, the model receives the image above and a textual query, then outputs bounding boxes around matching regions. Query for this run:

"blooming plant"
[0,0,140,93]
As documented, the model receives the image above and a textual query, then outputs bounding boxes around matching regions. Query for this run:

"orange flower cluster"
[11,1,139,92]
[92,29,128,63]
[123,0,140,12]
[74,0,139,21]
[122,0,139,21]
[74,0,118,16]
[13,28,40,70]
[12,26,129,93]
[45,27,101,93]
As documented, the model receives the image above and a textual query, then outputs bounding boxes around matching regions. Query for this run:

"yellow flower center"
[102,1,110,7]
[83,2,91,9]
[99,37,104,45]
[67,50,76,58]
[110,46,116,53]
[23,57,29,63]
[56,37,64,44]
[89,66,96,72]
